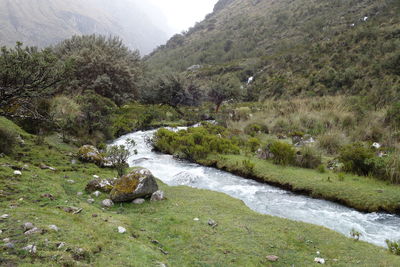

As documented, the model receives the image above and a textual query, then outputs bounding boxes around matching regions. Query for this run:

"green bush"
[338,143,374,175]
[295,146,322,169]
[317,164,326,173]
[317,132,343,155]
[383,152,400,184]
[0,126,17,155]
[242,159,255,175]
[386,240,400,255]
[269,141,296,165]
[244,123,269,137]
[247,137,261,152]
[385,102,400,128]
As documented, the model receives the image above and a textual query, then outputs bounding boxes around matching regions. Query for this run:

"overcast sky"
[148,0,218,34]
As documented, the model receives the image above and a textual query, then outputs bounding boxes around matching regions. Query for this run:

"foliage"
[269,141,296,166]
[294,146,322,169]
[386,240,400,255]
[247,137,261,153]
[50,96,81,141]
[242,159,255,175]
[318,132,344,155]
[106,139,137,177]
[0,126,17,155]
[0,42,70,118]
[386,102,400,128]
[384,151,400,184]
[244,123,269,137]
[208,73,242,112]
[54,35,142,105]
[350,228,362,241]
[317,164,326,173]
[338,143,374,176]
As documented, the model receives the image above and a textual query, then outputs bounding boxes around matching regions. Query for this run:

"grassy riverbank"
[1,119,400,266]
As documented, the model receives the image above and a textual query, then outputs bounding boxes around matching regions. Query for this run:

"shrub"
[350,229,362,241]
[385,102,400,128]
[269,141,296,165]
[317,164,326,173]
[0,126,17,155]
[338,143,374,175]
[386,240,400,255]
[242,159,255,175]
[295,146,322,169]
[248,137,261,152]
[244,123,269,137]
[106,139,137,177]
[317,132,343,155]
[384,151,400,184]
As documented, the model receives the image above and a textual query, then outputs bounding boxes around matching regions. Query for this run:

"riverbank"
[2,119,400,266]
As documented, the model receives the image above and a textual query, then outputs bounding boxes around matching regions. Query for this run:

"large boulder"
[78,145,103,166]
[110,168,158,203]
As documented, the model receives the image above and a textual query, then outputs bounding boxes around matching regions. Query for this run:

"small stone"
[87,198,95,204]
[5,242,14,249]
[13,170,22,176]
[193,218,200,221]
[67,179,75,184]
[92,214,98,218]
[314,257,325,264]
[93,191,101,197]
[316,251,320,255]
[24,227,41,235]
[71,159,77,165]
[208,219,218,228]
[23,222,34,231]
[3,238,10,242]
[101,199,114,208]
[19,198,24,201]
[23,244,37,253]
[0,230,2,234]
[132,198,145,204]
[77,192,83,196]
[93,175,100,179]
[49,225,59,232]
[150,190,165,201]
[57,242,66,249]
[1,214,9,219]
[266,255,279,262]
[118,226,127,233]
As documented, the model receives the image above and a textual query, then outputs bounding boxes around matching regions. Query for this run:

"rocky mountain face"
[0,0,171,55]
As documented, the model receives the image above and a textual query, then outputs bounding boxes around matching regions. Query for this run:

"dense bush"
[269,141,296,166]
[247,137,261,152]
[295,146,322,169]
[244,123,269,137]
[338,143,374,175]
[153,125,239,160]
[385,102,400,128]
[317,132,343,155]
[0,126,17,155]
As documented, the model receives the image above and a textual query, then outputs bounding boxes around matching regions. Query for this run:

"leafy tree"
[106,139,137,177]
[0,42,70,118]
[50,96,81,141]
[54,35,143,105]
[208,74,241,112]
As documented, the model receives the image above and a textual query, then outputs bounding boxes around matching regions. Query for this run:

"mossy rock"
[85,178,116,193]
[78,145,104,166]
[110,168,158,202]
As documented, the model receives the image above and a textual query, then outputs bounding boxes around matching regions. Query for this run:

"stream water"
[112,127,400,247]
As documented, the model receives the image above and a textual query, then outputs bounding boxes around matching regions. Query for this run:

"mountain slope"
[0,0,170,55]
[146,0,400,102]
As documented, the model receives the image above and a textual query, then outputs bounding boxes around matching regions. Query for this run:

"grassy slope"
[200,154,400,214]
[1,117,400,266]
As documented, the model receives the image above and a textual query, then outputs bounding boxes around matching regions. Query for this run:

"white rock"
[372,142,381,149]
[49,225,59,232]
[67,179,75,184]
[77,192,83,196]
[101,199,114,208]
[1,214,9,219]
[57,242,66,249]
[3,238,10,242]
[87,198,95,204]
[132,198,145,204]
[193,218,200,221]
[93,175,100,179]
[23,222,34,231]
[0,230,2,234]
[118,226,127,233]
[150,190,165,201]
[13,170,22,176]
[23,244,37,253]
[363,16,368,21]
[314,257,325,264]
[316,251,320,255]
[24,227,41,235]
[93,191,101,197]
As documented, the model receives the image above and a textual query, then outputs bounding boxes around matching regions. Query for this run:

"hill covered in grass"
[1,116,400,266]
[146,0,400,103]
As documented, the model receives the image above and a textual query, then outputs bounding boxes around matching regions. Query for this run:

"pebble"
[23,222,34,231]
[150,190,165,201]
[57,242,66,249]
[13,170,22,176]
[193,218,200,221]
[0,230,2,234]
[101,199,114,208]
[93,175,100,179]
[87,198,95,204]
[49,225,59,232]
[67,179,75,184]
[208,219,218,228]
[3,238,10,242]
[314,257,325,264]
[23,244,37,253]
[24,227,41,235]
[93,191,101,197]
[132,198,145,204]
[77,192,83,196]
[5,242,14,249]
[1,214,9,219]
[266,255,279,262]
[118,226,127,234]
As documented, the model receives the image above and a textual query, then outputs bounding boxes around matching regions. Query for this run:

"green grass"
[201,154,400,214]
[1,117,400,266]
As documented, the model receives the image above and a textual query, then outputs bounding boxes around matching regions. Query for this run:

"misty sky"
[148,0,218,33]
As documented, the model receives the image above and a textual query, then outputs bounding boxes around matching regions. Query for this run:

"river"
[112,127,400,247]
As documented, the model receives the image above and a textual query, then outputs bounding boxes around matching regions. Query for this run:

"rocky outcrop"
[110,168,158,203]
[78,145,103,166]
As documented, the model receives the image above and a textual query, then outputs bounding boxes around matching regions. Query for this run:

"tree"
[0,42,70,118]
[106,139,137,177]
[54,35,143,105]
[50,96,81,141]
[208,74,241,112]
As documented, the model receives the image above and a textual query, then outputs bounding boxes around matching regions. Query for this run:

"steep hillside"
[0,0,170,54]
[146,0,400,103]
